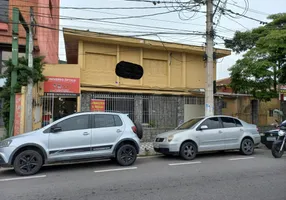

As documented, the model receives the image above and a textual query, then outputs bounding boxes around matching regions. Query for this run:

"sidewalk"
[139,142,158,156]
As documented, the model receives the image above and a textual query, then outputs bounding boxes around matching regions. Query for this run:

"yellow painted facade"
[221,96,280,126]
[79,41,218,92]
[28,29,231,131]
[65,29,228,94]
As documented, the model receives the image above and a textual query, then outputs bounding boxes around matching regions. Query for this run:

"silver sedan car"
[153,115,261,160]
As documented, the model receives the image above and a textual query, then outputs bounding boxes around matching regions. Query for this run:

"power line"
[7,4,185,10]
[226,1,270,16]
[0,6,207,28]
[0,8,206,34]
[221,7,268,24]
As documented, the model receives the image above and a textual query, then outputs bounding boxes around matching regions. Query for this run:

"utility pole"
[25,7,34,132]
[205,0,214,116]
[9,8,20,137]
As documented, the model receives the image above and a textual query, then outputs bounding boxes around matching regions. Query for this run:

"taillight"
[132,126,137,133]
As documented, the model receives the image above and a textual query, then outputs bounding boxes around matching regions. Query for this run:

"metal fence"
[184,96,204,105]
[90,93,205,129]
[41,94,55,127]
[142,95,178,128]
[91,93,135,121]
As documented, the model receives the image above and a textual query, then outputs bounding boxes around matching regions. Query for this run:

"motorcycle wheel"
[271,143,284,158]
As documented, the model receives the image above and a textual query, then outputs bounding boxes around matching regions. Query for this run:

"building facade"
[0,0,60,74]
[0,0,60,137]
[28,28,231,141]
[216,78,281,126]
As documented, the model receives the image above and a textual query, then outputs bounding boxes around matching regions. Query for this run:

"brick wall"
[0,0,59,64]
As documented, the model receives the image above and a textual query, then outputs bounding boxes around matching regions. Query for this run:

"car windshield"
[176,118,204,130]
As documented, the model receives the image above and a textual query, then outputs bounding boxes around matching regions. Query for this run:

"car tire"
[179,142,197,160]
[134,122,143,139]
[116,144,137,166]
[240,138,254,155]
[13,150,43,176]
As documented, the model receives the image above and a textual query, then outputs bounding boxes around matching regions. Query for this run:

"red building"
[0,0,60,74]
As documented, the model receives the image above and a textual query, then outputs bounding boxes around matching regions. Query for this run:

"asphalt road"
[0,148,286,200]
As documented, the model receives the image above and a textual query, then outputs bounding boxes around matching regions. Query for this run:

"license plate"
[266,137,276,141]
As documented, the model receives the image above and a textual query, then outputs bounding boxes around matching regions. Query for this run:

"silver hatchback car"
[154,115,261,160]
[0,112,142,176]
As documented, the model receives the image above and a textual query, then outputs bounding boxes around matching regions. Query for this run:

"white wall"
[184,104,204,122]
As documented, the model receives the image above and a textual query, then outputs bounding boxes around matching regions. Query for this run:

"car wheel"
[116,144,137,166]
[265,143,273,149]
[13,150,43,176]
[180,142,197,160]
[240,138,254,155]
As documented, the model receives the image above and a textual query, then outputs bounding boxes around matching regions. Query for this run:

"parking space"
[0,147,277,182]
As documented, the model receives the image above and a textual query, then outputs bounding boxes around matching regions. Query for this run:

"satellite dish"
[116,61,143,80]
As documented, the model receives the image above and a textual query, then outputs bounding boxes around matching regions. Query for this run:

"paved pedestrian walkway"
[139,142,158,156]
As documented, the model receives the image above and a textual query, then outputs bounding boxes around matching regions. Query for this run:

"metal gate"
[41,94,55,127]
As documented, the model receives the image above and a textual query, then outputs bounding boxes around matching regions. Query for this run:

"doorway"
[42,94,77,127]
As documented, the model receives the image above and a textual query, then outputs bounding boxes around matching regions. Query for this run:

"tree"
[0,56,46,136]
[224,13,286,101]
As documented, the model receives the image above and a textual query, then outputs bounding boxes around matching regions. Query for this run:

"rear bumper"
[253,135,261,146]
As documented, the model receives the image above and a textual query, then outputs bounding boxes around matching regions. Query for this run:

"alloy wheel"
[241,139,254,155]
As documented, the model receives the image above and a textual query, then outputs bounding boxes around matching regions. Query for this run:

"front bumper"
[0,154,10,167]
[260,134,278,145]
[153,142,180,154]
[0,147,16,167]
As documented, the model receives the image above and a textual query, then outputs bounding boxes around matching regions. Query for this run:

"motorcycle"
[271,126,286,158]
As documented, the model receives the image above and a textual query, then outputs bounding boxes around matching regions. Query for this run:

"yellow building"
[27,28,231,138]
[216,78,281,126]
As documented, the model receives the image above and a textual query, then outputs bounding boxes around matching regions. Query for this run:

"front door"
[48,114,92,161]
[197,117,225,151]
[220,117,244,149]
[91,114,125,156]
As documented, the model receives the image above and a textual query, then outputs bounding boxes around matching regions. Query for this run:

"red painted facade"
[0,0,59,64]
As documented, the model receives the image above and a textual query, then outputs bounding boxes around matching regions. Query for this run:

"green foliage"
[0,56,46,136]
[225,13,286,101]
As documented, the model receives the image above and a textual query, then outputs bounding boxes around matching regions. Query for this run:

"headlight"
[278,130,285,137]
[167,135,174,142]
[0,139,12,148]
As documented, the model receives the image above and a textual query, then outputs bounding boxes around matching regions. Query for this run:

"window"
[0,0,9,23]
[200,117,221,129]
[177,118,204,130]
[142,98,149,123]
[234,119,243,127]
[269,109,274,117]
[221,117,236,128]
[94,114,122,128]
[55,115,89,132]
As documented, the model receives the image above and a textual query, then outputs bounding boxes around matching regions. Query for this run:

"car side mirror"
[200,125,208,130]
[51,126,62,133]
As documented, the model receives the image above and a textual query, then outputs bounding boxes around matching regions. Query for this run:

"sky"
[58,0,286,80]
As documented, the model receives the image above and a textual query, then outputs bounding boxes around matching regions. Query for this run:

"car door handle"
[240,129,244,132]
[218,130,223,134]
[83,132,90,136]
[116,129,122,133]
